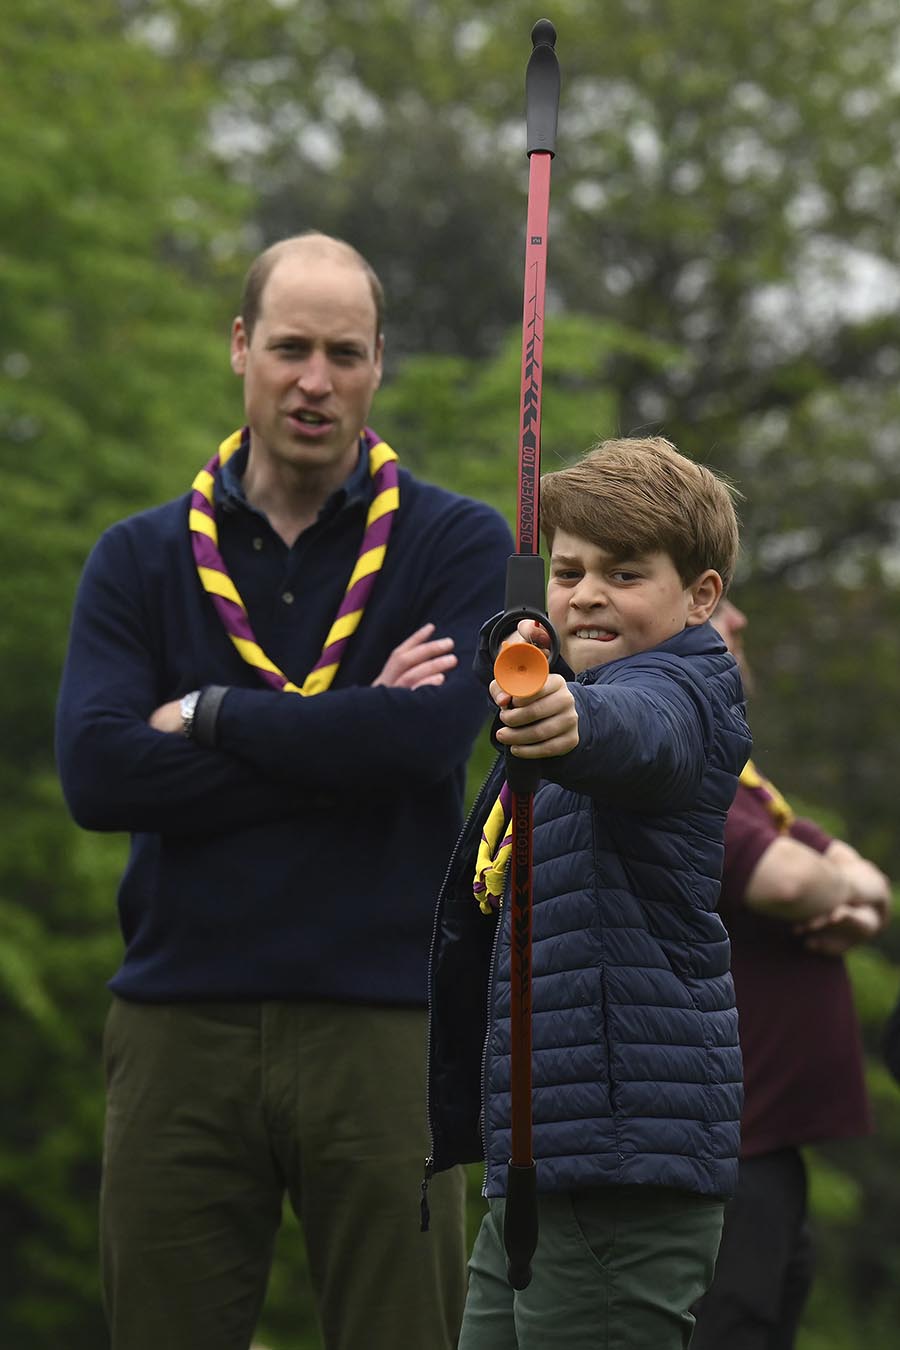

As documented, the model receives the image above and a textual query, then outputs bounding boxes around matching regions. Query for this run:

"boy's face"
[547,530,721,674]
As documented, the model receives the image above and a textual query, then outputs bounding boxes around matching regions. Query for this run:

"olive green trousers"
[101,997,466,1350]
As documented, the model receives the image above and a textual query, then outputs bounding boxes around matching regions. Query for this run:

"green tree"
[0,0,245,1341]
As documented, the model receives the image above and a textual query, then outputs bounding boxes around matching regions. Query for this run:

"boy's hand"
[516,617,553,650]
[373,623,457,689]
[491,673,579,758]
[495,618,553,652]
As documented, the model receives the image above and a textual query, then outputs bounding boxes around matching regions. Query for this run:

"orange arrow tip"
[494,641,549,698]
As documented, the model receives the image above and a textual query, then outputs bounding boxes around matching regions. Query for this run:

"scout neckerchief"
[474,780,513,914]
[476,760,798,912]
[189,425,399,696]
[739,759,795,833]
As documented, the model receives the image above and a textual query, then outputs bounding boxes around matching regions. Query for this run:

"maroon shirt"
[720,784,871,1157]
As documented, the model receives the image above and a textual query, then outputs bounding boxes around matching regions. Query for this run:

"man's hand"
[147,625,455,731]
[372,623,457,689]
[491,672,579,759]
[795,841,892,954]
[149,700,183,734]
[824,840,892,926]
[796,902,884,957]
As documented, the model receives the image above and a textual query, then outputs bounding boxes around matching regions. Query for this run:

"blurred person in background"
[55,232,513,1350]
[691,598,892,1350]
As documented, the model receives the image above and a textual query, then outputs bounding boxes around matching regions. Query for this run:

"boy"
[425,437,752,1350]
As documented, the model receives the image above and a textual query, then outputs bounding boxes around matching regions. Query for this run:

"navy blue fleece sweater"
[56,440,513,1005]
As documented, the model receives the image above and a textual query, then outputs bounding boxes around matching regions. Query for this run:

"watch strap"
[193,685,230,749]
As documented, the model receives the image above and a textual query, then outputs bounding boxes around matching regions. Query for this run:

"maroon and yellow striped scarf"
[189,426,399,695]
[739,759,795,832]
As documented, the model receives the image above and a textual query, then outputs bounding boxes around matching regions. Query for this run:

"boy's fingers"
[496,711,578,747]
[490,680,513,709]
[518,619,552,649]
[507,729,579,758]
[498,690,570,725]
[499,701,549,726]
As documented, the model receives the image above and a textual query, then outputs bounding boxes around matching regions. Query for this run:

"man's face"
[710,599,748,661]
[230,252,383,483]
[710,599,753,688]
[546,530,712,674]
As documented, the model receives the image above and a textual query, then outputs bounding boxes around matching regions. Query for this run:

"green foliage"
[797,924,900,1350]
[846,944,899,1029]
[0,0,245,1342]
[806,1154,862,1227]
[255,1207,321,1350]
[377,312,681,522]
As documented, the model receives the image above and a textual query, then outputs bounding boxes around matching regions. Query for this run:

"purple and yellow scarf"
[189,426,399,696]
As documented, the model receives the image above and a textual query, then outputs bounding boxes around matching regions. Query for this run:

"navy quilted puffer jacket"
[427,622,751,1201]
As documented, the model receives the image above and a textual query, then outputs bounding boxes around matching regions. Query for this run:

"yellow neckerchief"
[473,781,512,914]
[189,427,399,695]
[739,758,795,833]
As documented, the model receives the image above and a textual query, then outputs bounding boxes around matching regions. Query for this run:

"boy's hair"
[540,436,740,590]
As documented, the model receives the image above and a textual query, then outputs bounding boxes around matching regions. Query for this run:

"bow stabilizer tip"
[531,18,557,48]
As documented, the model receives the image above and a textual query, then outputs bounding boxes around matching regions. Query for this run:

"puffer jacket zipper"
[422,756,502,1230]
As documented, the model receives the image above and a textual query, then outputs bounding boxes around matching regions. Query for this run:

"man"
[56,232,514,1350]
[691,599,891,1350]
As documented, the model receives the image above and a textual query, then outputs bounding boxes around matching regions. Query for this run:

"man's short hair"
[540,436,740,589]
[239,231,385,343]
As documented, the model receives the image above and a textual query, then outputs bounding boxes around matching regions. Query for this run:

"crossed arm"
[743,833,892,955]
[149,622,457,732]
[58,507,512,833]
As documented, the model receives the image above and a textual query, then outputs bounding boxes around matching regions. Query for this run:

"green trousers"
[101,997,466,1350]
[459,1186,724,1350]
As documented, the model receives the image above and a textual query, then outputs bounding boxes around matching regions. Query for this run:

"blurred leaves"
[0,0,243,1340]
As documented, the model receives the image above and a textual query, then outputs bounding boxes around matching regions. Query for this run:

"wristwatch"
[179,689,201,738]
